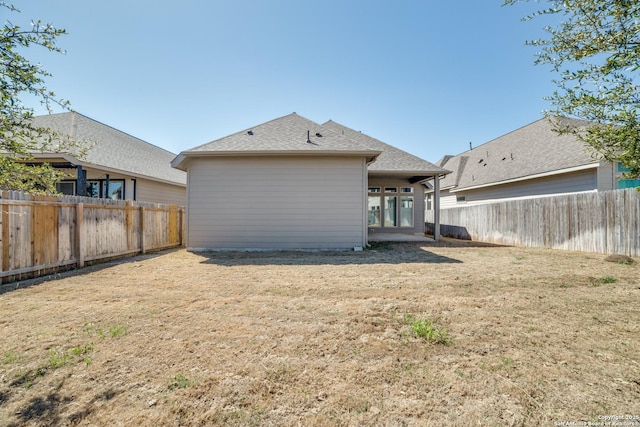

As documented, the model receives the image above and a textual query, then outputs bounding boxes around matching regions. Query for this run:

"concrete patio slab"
[368,233,434,242]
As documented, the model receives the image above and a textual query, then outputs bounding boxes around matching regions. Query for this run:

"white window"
[384,196,397,227]
[86,179,125,199]
[368,185,414,228]
[55,181,75,196]
[368,196,381,227]
[400,196,413,227]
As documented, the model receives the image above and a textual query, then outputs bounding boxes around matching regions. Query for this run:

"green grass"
[109,324,127,338]
[167,373,193,392]
[403,314,451,345]
[2,351,21,364]
[591,276,617,285]
[366,241,393,251]
[84,322,128,339]
[48,349,70,369]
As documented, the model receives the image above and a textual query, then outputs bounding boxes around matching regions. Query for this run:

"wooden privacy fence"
[0,191,185,283]
[426,188,640,256]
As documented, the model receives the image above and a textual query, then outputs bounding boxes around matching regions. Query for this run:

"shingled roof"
[30,112,186,185]
[438,117,598,191]
[173,113,449,182]
[322,120,448,176]
[173,113,379,164]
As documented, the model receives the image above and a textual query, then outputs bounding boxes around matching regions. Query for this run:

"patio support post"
[76,165,86,196]
[434,175,441,241]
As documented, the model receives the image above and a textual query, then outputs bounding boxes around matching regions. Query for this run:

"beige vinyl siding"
[596,162,616,191]
[136,178,186,205]
[438,190,458,209]
[454,169,597,206]
[186,156,367,250]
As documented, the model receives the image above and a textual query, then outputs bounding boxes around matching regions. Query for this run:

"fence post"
[125,200,134,251]
[76,203,85,268]
[181,207,186,248]
[140,206,146,254]
[2,193,9,278]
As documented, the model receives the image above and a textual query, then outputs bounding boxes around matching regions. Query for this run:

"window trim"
[55,181,76,196]
[60,178,126,199]
[368,184,415,228]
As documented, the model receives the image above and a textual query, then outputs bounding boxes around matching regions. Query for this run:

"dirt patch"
[0,243,639,426]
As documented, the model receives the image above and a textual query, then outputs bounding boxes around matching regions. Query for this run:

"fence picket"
[427,188,640,256]
[0,191,185,283]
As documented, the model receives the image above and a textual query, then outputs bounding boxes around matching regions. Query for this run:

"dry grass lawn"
[0,240,639,426]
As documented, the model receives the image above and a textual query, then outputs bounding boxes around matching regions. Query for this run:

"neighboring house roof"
[438,117,599,191]
[172,113,450,182]
[30,112,186,186]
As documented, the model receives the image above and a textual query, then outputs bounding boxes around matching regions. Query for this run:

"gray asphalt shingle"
[30,112,186,185]
[185,113,378,154]
[439,117,597,190]
[179,113,449,177]
[322,120,449,174]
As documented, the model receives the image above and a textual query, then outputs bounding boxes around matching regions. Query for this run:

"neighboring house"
[172,113,449,250]
[28,112,186,205]
[426,116,640,211]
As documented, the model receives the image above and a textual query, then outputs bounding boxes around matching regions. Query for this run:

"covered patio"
[367,232,435,242]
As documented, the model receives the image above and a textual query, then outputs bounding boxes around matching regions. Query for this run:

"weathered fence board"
[0,191,185,283]
[426,188,640,256]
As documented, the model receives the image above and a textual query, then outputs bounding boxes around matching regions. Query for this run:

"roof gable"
[439,117,599,190]
[184,113,378,155]
[30,112,186,185]
[174,114,450,179]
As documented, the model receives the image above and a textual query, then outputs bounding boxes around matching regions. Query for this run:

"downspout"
[362,158,368,248]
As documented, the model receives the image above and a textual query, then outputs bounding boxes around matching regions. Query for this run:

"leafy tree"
[1,2,81,193]
[505,0,640,178]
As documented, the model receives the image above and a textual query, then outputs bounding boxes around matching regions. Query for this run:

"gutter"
[171,149,383,171]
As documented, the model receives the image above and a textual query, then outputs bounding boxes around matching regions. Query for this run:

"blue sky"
[11,0,556,163]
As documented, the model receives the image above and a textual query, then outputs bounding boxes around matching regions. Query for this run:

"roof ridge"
[460,115,590,156]
[186,112,316,151]
[462,116,551,155]
[323,120,428,159]
[31,111,186,185]
[40,111,179,156]
[71,112,179,156]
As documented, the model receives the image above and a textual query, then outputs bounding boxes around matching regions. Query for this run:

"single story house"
[172,113,450,250]
[426,116,640,211]
[27,112,186,205]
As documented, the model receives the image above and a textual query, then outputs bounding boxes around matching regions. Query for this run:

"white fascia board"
[368,171,450,180]
[30,152,82,164]
[425,184,456,193]
[171,153,187,171]
[172,149,382,171]
[180,149,381,157]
